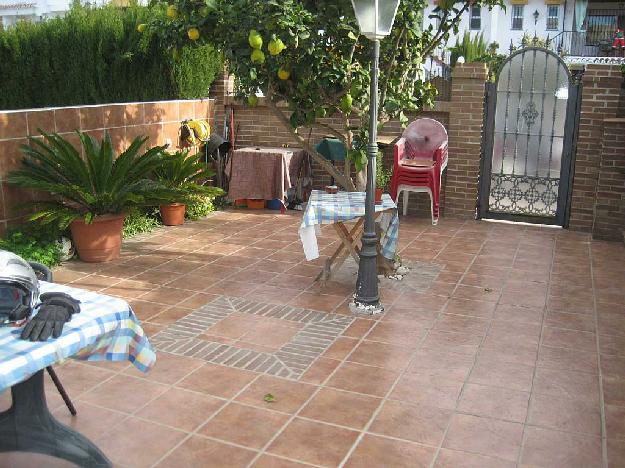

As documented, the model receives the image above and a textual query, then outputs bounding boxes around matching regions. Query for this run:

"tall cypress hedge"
[0,3,222,110]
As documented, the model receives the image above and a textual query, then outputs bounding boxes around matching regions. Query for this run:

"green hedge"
[0,3,222,110]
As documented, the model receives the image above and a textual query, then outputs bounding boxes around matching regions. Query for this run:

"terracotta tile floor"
[2,209,625,467]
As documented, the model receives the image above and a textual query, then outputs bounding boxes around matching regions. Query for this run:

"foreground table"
[0,282,156,467]
[299,190,399,282]
[226,146,307,210]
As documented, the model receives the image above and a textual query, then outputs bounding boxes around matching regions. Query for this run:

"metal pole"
[353,39,382,313]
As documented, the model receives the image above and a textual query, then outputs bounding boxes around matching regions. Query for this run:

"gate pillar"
[445,63,489,218]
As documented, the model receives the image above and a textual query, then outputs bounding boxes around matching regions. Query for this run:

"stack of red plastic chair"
[389,118,448,225]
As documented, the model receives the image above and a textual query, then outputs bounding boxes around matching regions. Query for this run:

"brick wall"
[0,98,214,235]
[592,118,625,241]
[569,65,622,232]
[444,63,489,218]
[209,72,463,217]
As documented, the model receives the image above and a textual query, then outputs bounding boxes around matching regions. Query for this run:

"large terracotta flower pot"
[70,214,125,263]
[160,203,186,226]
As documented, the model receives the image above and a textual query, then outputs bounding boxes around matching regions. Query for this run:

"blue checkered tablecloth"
[299,190,399,261]
[0,282,156,391]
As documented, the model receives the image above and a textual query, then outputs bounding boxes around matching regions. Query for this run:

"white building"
[423,0,625,57]
[0,0,128,29]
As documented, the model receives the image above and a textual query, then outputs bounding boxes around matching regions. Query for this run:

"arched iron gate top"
[494,46,573,86]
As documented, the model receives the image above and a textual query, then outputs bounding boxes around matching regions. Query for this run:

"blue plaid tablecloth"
[299,190,399,261]
[0,282,156,391]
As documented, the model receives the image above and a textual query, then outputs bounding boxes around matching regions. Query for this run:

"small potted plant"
[9,131,176,262]
[375,151,392,204]
[153,149,224,225]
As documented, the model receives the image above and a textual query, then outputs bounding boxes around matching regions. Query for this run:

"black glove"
[21,292,81,342]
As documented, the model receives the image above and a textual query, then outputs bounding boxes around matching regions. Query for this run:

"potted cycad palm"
[9,131,176,262]
[153,149,224,226]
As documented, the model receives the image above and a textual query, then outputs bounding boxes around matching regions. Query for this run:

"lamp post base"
[349,298,385,316]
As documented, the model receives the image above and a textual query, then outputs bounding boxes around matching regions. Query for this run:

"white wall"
[0,0,142,28]
[423,0,577,54]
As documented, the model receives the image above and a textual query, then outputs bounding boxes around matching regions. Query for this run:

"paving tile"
[532,368,600,403]
[434,314,490,335]
[341,318,376,338]
[252,455,310,467]
[605,404,625,440]
[235,375,316,414]
[300,357,341,385]
[177,363,257,398]
[80,374,167,413]
[199,402,288,449]
[520,426,603,468]
[469,357,535,391]
[267,418,359,467]
[156,435,257,468]
[96,416,187,467]
[458,383,530,422]
[369,400,452,446]
[528,393,601,435]
[444,297,497,318]
[52,401,127,442]
[327,362,399,397]
[542,326,597,352]
[493,303,543,324]
[434,449,515,468]
[344,435,436,468]
[607,438,625,468]
[136,387,223,431]
[421,330,483,355]
[442,414,523,462]
[602,376,625,407]
[322,337,359,360]
[300,387,381,430]
[406,347,476,381]
[288,292,346,313]
[347,340,414,371]
[390,372,464,410]
[0,452,77,467]
[538,345,599,374]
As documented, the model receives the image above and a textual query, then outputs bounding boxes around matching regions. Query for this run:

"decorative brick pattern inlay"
[151,296,354,380]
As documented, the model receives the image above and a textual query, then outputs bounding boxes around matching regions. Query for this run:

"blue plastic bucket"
[266,199,282,210]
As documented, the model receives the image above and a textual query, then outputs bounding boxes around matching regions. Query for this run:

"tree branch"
[265,89,357,192]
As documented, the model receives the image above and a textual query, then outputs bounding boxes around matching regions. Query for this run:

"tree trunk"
[265,95,357,192]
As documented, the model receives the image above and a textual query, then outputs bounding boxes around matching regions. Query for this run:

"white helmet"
[0,250,40,324]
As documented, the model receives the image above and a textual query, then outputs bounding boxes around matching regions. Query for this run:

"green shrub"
[185,195,216,220]
[123,209,162,238]
[450,32,489,67]
[0,3,222,110]
[0,226,63,267]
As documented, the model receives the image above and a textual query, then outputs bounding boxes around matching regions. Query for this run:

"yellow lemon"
[251,49,265,64]
[166,5,178,19]
[268,38,286,56]
[137,23,146,33]
[277,68,290,80]
[187,28,200,41]
[339,94,353,113]
[248,30,263,49]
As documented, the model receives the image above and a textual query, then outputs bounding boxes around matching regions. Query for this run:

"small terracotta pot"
[375,188,383,205]
[70,214,125,263]
[160,203,186,226]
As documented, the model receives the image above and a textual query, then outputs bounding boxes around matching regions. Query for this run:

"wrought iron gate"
[478,47,581,226]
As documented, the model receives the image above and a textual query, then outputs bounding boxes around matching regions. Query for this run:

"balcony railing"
[550,30,624,57]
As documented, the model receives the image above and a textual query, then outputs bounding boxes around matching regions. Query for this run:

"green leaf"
[263,393,276,403]
[347,31,357,40]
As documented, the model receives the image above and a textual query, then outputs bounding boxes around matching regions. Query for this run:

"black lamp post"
[350,0,400,314]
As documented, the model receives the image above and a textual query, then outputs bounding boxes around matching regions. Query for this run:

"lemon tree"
[146,0,502,191]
